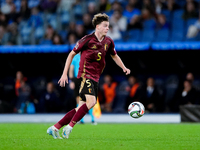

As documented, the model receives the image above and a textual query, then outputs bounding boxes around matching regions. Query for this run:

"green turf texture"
[0,123,199,150]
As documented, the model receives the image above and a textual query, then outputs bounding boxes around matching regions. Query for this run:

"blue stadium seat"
[121,31,127,40]
[39,39,53,45]
[73,4,83,20]
[119,0,128,10]
[28,14,43,28]
[58,30,68,41]
[143,19,156,29]
[34,27,45,40]
[171,19,185,31]
[28,0,40,8]
[170,29,184,42]
[161,9,171,22]
[141,29,155,42]
[14,0,21,12]
[172,9,184,20]
[184,37,196,41]
[176,0,186,8]
[0,0,6,7]
[20,24,32,44]
[46,13,58,30]
[126,29,141,42]
[154,29,170,42]
[60,11,70,25]
[18,20,28,29]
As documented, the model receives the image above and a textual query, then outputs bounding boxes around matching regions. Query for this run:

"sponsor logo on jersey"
[75,42,79,49]
[86,75,90,77]
[104,44,108,50]
[91,45,97,49]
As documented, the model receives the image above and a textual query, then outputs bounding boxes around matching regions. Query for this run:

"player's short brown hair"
[92,13,109,28]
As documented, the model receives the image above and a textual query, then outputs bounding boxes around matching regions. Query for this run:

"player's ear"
[96,24,99,29]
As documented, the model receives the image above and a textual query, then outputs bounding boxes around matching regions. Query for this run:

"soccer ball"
[128,102,145,118]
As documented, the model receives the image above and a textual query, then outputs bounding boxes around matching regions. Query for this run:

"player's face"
[97,21,109,36]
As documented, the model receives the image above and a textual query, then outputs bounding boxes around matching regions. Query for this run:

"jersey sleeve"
[108,38,117,55]
[73,36,89,53]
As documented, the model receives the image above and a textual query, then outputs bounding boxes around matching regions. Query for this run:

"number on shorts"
[86,79,91,87]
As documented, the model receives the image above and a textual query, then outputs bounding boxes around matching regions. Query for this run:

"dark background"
[1,50,200,80]
[1,50,200,113]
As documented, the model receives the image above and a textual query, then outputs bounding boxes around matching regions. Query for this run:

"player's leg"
[47,78,83,139]
[62,95,96,139]
[76,96,85,124]
[47,102,84,139]
[78,96,85,124]
[62,78,98,139]
[47,96,86,138]
[47,99,80,139]
[47,107,77,139]
[75,99,86,111]
[55,96,84,128]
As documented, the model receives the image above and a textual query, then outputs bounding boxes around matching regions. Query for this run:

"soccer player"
[47,13,130,139]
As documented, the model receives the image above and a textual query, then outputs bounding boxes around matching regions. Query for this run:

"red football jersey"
[73,33,117,82]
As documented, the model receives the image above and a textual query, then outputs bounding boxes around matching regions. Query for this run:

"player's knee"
[91,100,96,107]
[87,100,96,109]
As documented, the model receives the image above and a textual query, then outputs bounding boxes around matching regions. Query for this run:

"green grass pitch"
[0,123,199,150]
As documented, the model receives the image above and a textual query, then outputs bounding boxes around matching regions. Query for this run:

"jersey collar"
[93,32,105,43]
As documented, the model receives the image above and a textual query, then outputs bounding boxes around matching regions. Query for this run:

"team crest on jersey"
[91,45,97,49]
[104,44,108,50]
[88,88,92,93]
[75,42,79,49]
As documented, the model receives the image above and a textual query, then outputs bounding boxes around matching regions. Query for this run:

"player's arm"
[111,54,131,75]
[69,65,74,79]
[58,50,76,87]
[58,35,88,87]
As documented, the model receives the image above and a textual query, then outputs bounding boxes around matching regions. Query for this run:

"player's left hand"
[123,67,131,75]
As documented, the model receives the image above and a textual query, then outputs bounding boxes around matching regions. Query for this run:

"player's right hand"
[58,74,68,87]
[123,67,131,75]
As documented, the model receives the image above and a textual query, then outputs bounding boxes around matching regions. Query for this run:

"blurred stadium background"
[0,0,200,123]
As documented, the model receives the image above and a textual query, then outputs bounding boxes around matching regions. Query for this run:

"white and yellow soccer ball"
[128,102,145,118]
